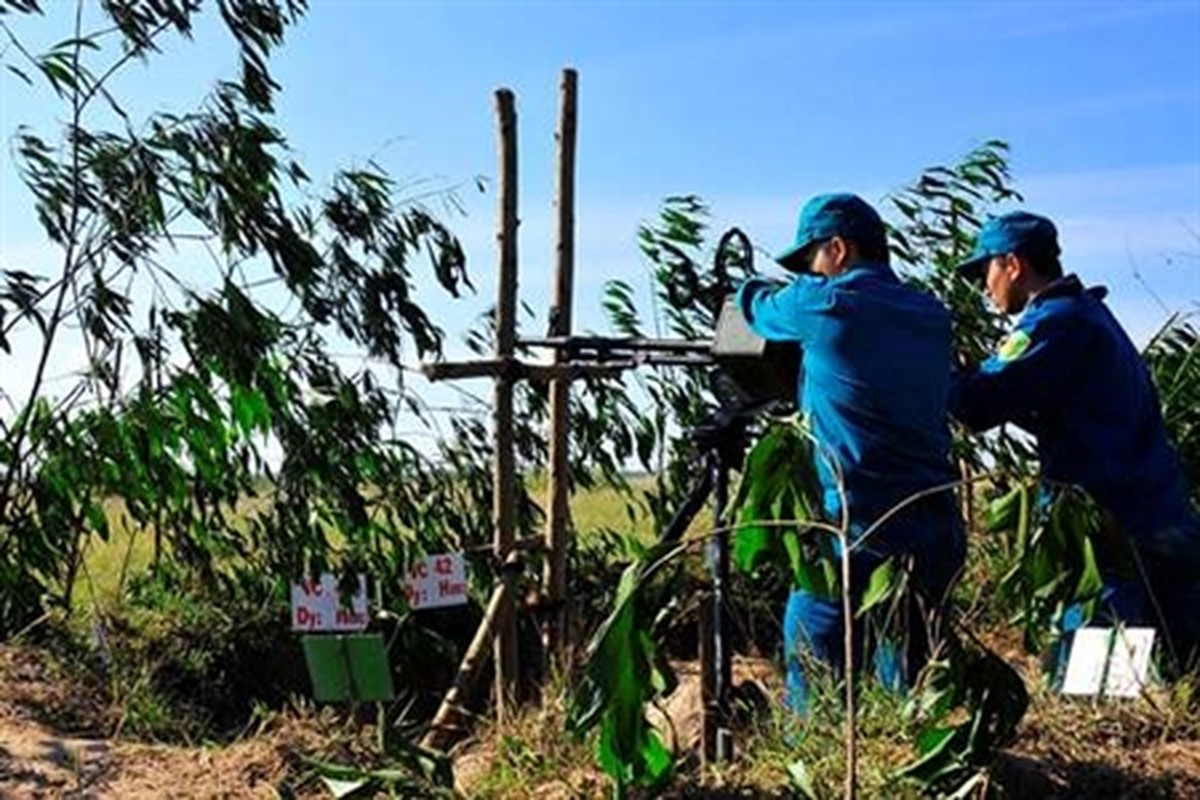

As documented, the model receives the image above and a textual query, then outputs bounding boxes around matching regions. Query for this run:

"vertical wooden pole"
[493,88,520,719]
[543,67,577,667]
[960,461,974,535]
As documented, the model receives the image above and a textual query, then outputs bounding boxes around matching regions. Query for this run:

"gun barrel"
[518,335,713,355]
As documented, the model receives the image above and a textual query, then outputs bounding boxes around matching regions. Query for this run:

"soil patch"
[0,644,323,798]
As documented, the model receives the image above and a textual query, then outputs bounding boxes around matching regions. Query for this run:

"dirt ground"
[3,640,1200,798]
[0,645,320,799]
[981,631,1200,798]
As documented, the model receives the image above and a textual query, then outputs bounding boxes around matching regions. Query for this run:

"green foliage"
[731,418,836,597]
[725,417,1027,797]
[94,564,306,739]
[603,196,756,528]
[302,742,454,799]
[897,633,1029,795]
[0,10,701,765]
[567,551,679,797]
[916,469,1181,795]
[907,479,1107,796]
[1144,314,1200,502]
[0,0,475,637]
[987,481,1105,653]
[886,140,1034,473]
[887,141,1020,364]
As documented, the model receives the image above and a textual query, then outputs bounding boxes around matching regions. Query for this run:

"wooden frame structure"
[420,68,733,765]
[421,69,581,749]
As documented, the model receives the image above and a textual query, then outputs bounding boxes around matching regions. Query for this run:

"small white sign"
[290,573,370,632]
[1061,627,1156,698]
[404,553,468,610]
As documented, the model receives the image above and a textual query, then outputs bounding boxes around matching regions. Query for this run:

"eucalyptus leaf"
[569,553,678,794]
[856,558,899,618]
[786,759,821,799]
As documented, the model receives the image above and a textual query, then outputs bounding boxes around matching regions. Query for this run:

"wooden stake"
[421,580,515,751]
[493,87,520,719]
[543,67,578,667]
[960,460,974,535]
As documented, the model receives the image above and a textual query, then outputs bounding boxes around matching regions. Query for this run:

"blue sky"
[2,0,1199,411]
[284,1,1198,344]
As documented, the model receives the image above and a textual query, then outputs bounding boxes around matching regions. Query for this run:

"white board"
[404,553,468,610]
[1061,626,1156,698]
[290,573,370,632]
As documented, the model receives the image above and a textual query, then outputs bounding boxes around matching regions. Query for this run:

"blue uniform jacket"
[736,263,959,554]
[949,275,1193,541]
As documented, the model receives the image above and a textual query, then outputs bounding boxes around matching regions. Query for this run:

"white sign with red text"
[404,553,468,610]
[290,573,370,632]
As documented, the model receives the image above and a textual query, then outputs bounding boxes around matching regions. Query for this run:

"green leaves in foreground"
[731,419,837,597]
[1144,315,1200,503]
[568,552,678,797]
[892,479,1112,795]
[988,480,1105,653]
[897,634,1029,796]
[303,743,454,799]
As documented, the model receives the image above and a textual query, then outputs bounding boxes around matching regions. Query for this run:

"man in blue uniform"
[736,193,965,713]
[951,211,1200,672]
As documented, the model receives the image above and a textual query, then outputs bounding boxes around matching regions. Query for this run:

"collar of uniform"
[838,260,897,282]
[1029,274,1108,306]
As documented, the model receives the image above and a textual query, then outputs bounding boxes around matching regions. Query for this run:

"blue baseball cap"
[957,211,1061,281]
[776,193,887,272]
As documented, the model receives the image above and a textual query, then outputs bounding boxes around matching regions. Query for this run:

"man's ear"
[828,236,851,267]
[1008,252,1031,282]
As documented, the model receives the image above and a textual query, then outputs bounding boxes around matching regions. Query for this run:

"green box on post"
[302,633,394,702]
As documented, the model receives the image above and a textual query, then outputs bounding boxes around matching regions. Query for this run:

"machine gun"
[425,226,799,406]
[519,296,798,404]
[518,304,798,762]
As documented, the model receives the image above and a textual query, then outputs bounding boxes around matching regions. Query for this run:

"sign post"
[291,573,391,703]
[290,574,370,632]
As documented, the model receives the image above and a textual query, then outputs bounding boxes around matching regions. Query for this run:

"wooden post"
[421,579,515,751]
[960,460,974,535]
[542,67,577,667]
[493,88,520,719]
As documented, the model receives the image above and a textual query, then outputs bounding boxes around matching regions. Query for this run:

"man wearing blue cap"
[736,193,965,714]
[952,210,1200,672]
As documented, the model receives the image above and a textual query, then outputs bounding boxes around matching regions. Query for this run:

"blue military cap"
[776,193,887,272]
[957,211,1061,282]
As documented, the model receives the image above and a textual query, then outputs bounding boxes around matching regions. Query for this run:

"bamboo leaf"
[787,759,822,799]
[857,558,898,618]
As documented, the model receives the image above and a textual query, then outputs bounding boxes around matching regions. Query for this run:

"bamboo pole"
[421,579,515,751]
[542,67,578,666]
[493,87,520,719]
[960,460,975,535]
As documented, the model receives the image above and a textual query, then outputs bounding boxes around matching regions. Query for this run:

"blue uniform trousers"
[783,499,966,715]
[1057,517,1200,677]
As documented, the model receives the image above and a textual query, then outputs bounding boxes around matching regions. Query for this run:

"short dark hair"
[852,236,891,266]
[1016,246,1062,280]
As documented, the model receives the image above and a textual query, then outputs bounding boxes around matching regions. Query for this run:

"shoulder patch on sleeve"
[996,330,1032,362]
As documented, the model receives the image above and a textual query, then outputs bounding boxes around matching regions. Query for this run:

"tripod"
[659,391,783,764]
